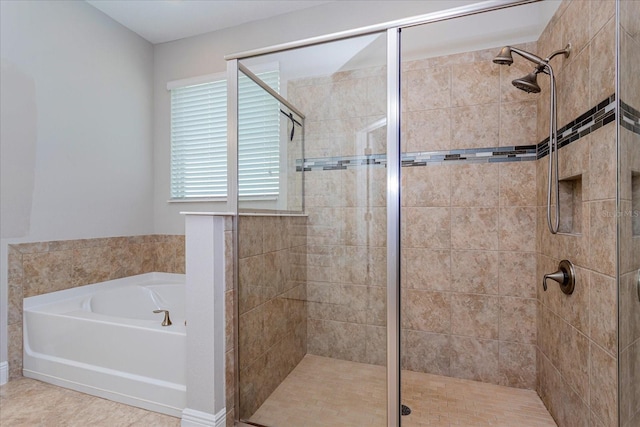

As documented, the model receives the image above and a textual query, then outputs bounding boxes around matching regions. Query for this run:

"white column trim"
[181,408,226,427]
[0,361,8,385]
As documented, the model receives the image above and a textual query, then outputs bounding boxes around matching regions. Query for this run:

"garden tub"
[23,272,186,417]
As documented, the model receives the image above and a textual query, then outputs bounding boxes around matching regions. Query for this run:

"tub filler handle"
[153,309,172,326]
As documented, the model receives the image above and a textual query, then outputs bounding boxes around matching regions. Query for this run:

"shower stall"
[226,0,639,426]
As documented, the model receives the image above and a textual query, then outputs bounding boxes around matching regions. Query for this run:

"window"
[168,70,280,200]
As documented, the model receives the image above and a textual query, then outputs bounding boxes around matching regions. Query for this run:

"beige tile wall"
[535,1,618,426]
[289,64,390,369]
[401,46,539,389]
[289,43,540,389]
[6,235,185,380]
[237,215,307,419]
[619,1,640,426]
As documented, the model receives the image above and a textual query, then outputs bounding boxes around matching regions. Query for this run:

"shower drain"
[401,404,412,416]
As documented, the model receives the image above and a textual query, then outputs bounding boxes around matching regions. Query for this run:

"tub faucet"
[153,309,172,326]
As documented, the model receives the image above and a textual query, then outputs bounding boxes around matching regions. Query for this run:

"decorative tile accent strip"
[298,154,387,171]
[537,94,616,159]
[297,146,537,171]
[402,145,537,167]
[621,99,640,135]
[296,94,618,170]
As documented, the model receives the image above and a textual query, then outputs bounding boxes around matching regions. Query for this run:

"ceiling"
[86,0,334,44]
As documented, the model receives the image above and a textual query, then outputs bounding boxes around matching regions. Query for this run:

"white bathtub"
[23,272,186,417]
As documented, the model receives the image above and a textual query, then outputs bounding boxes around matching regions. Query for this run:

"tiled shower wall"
[6,235,185,380]
[619,1,640,426]
[400,44,539,389]
[237,215,307,419]
[534,1,619,426]
[290,42,541,388]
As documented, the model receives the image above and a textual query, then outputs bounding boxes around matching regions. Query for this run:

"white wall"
[153,0,476,234]
[0,0,153,376]
[0,0,476,380]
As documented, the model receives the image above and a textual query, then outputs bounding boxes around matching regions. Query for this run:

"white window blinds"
[238,71,280,197]
[169,70,280,200]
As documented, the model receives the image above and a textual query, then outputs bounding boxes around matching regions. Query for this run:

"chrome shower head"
[512,72,541,93]
[493,46,514,65]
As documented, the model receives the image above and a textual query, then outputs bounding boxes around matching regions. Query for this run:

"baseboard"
[181,407,225,427]
[0,361,8,385]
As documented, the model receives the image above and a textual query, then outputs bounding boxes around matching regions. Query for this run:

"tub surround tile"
[7,234,186,381]
[22,251,73,297]
[8,324,22,380]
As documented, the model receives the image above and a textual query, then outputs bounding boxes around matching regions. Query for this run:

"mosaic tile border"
[537,94,616,159]
[296,94,618,171]
[621,99,640,135]
[298,146,538,171]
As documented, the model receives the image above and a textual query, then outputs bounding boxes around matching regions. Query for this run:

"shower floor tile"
[248,354,557,427]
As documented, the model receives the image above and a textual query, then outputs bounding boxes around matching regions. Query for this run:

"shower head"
[512,71,541,93]
[493,46,547,68]
[493,46,514,65]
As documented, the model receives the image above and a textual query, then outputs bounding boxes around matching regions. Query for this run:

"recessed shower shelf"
[558,175,583,235]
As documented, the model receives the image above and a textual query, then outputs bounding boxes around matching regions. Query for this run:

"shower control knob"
[543,259,575,295]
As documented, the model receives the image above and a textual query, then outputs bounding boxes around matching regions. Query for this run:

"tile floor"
[248,354,558,427]
[0,377,180,426]
[1,355,557,427]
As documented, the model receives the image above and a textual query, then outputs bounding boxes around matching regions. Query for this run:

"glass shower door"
[233,31,390,427]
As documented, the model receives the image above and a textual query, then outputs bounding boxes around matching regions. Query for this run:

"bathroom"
[1,0,639,426]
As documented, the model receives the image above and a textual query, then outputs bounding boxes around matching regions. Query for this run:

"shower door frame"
[226,1,539,426]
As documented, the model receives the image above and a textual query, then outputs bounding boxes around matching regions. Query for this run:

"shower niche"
[558,175,583,235]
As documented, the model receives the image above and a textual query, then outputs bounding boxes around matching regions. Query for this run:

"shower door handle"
[542,259,575,295]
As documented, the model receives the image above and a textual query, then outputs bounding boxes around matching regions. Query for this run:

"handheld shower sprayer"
[493,44,571,234]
